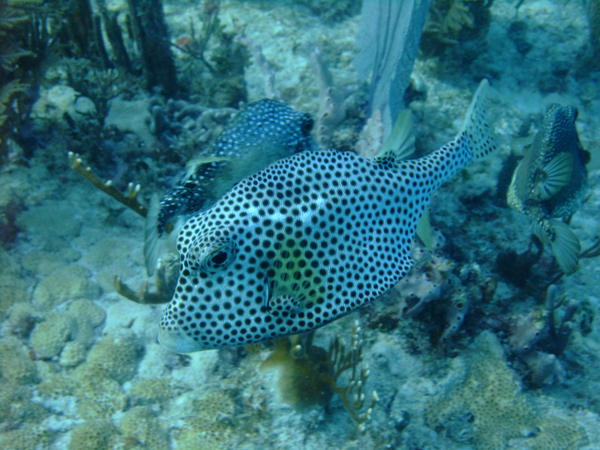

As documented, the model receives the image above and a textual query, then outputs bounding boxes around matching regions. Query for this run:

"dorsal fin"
[378,109,416,160]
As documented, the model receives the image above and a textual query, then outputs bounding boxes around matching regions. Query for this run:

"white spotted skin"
[160,143,472,351]
[159,81,496,352]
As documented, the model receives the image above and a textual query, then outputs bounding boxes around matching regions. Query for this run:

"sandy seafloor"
[1,0,600,449]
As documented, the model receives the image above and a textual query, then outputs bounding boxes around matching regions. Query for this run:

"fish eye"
[210,251,228,266]
[201,240,237,272]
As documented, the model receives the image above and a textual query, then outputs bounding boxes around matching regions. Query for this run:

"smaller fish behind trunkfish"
[507,104,591,274]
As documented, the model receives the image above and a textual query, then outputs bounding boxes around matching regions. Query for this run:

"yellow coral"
[74,377,127,420]
[75,333,142,383]
[0,336,38,384]
[172,390,236,450]
[69,420,116,450]
[30,313,74,359]
[119,406,169,449]
[129,378,180,406]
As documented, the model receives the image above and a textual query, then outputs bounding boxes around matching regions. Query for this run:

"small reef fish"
[157,99,316,234]
[507,104,589,274]
[158,80,498,352]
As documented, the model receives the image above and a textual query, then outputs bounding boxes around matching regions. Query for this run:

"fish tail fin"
[415,79,498,193]
[533,219,581,274]
[459,78,497,162]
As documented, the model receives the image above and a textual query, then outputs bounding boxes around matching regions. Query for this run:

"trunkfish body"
[159,80,497,352]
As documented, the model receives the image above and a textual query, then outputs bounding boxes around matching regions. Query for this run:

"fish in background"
[158,80,498,352]
[507,104,591,274]
[144,99,316,274]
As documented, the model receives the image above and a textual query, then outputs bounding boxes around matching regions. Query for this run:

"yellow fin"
[534,152,573,200]
[416,209,434,249]
[533,219,580,274]
[378,109,416,160]
[507,158,526,212]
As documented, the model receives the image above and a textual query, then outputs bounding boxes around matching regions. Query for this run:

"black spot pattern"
[158,99,315,233]
[161,144,469,349]
[159,81,497,351]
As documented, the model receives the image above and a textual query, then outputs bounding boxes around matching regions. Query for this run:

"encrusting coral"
[172,390,237,450]
[68,420,117,450]
[426,331,589,448]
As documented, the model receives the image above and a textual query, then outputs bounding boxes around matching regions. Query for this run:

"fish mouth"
[157,325,205,353]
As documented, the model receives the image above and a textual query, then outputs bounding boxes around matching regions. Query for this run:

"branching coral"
[326,322,379,432]
[68,151,147,217]
[114,253,178,304]
[174,2,248,107]
[262,321,378,433]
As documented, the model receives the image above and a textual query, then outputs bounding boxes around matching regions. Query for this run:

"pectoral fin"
[534,153,573,200]
[266,279,313,314]
[416,209,435,249]
[533,219,580,274]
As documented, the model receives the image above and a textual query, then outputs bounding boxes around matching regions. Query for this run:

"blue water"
[1,1,599,448]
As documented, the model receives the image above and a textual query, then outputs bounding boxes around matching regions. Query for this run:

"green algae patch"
[74,377,127,420]
[22,248,81,276]
[0,382,48,431]
[0,425,55,450]
[29,299,106,363]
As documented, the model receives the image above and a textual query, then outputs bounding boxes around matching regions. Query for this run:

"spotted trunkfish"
[159,80,498,352]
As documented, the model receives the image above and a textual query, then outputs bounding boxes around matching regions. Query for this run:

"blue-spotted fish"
[157,99,316,234]
[507,104,590,274]
[159,80,498,352]
[145,100,315,274]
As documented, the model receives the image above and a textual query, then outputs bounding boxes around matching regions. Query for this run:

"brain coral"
[69,420,116,450]
[75,332,142,383]
[30,313,74,359]
[426,331,589,449]
[0,336,38,384]
[119,406,169,449]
